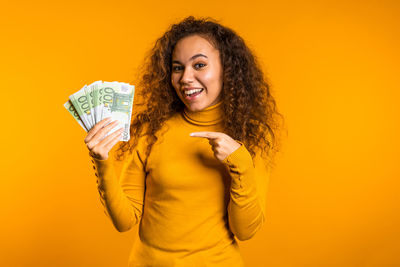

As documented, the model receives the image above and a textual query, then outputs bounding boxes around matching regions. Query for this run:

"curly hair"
[115,16,285,169]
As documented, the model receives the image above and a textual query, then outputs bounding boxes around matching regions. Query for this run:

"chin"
[184,101,208,112]
[186,105,203,112]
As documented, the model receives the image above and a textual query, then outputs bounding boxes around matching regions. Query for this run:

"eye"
[194,63,206,69]
[172,65,183,71]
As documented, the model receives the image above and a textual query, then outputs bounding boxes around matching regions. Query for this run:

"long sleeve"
[222,140,271,241]
[89,139,147,233]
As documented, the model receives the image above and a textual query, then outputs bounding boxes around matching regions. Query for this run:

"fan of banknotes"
[64,80,135,142]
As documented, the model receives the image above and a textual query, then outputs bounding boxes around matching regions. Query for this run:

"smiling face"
[171,34,223,112]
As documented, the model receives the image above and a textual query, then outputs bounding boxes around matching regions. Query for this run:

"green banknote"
[84,83,96,126]
[90,80,103,123]
[100,82,135,141]
[64,81,135,142]
[69,85,94,129]
[64,100,88,131]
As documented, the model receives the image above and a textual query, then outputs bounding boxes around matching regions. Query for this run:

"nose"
[180,66,194,85]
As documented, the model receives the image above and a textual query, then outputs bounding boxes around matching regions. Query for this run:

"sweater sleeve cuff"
[89,152,114,176]
[222,140,257,191]
[222,140,254,172]
[89,152,119,200]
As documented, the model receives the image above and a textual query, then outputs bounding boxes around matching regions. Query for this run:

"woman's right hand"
[84,117,124,160]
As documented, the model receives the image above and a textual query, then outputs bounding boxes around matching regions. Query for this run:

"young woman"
[84,16,283,267]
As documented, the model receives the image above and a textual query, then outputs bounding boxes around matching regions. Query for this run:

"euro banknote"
[64,81,135,142]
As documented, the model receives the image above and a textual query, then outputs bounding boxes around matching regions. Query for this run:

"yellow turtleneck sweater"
[89,100,271,267]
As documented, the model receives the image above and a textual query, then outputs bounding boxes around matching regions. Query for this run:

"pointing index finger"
[190,131,220,139]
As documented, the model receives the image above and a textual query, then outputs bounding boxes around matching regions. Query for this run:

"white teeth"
[185,88,203,96]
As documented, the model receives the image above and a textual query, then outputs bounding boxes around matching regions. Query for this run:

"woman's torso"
[128,112,245,267]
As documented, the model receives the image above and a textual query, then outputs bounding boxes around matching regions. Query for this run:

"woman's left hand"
[190,131,241,162]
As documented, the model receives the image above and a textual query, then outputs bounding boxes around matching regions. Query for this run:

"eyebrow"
[172,53,208,64]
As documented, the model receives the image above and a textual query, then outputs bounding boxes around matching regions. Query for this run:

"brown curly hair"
[115,16,285,169]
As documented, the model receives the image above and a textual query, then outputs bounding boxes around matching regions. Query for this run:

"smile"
[184,88,204,100]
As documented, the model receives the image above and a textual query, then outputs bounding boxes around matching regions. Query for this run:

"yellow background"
[1,0,399,266]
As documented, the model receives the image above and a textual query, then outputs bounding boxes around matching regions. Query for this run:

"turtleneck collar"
[182,100,224,126]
